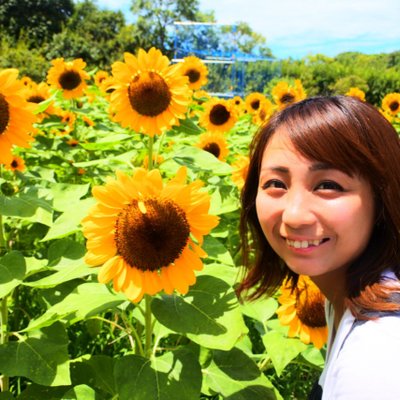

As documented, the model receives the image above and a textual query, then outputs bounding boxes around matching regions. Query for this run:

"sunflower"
[94,70,110,88]
[82,167,219,302]
[196,132,229,161]
[109,48,191,136]
[47,58,90,99]
[23,81,58,119]
[199,98,238,133]
[276,275,328,349]
[5,155,25,172]
[245,92,267,114]
[252,98,274,126]
[231,155,249,189]
[346,87,366,102]
[179,56,208,90]
[382,93,400,116]
[272,80,306,110]
[0,69,36,165]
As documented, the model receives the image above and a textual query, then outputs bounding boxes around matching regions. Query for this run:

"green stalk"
[147,135,154,170]
[0,295,9,392]
[144,294,153,358]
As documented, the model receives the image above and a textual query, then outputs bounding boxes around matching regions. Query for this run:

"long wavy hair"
[238,95,400,318]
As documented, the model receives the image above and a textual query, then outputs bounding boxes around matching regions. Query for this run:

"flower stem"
[147,135,154,170]
[0,295,9,392]
[144,294,153,358]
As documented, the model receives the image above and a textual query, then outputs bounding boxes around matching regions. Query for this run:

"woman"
[238,95,400,399]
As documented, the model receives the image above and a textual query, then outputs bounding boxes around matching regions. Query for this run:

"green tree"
[0,0,74,46]
[130,0,206,55]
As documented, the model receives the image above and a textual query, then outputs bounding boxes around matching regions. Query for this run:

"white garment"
[319,303,400,399]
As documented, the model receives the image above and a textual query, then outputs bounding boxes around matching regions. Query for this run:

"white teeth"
[287,239,324,248]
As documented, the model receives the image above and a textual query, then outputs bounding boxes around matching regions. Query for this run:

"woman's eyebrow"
[309,162,335,172]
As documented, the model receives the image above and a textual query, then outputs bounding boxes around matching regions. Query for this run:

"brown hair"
[238,96,400,317]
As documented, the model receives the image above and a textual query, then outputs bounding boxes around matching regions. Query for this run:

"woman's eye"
[262,179,286,190]
[316,181,344,191]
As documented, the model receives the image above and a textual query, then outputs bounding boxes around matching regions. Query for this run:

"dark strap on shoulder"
[308,378,322,400]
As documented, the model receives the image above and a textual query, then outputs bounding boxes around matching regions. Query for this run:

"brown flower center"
[11,160,18,169]
[128,71,172,117]
[27,95,45,103]
[209,104,230,126]
[250,99,260,110]
[185,68,201,84]
[280,93,295,104]
[295,289,326,328]
[389,101,399,112]
[0,94,10,135]
[114,197,190,271]
[203,142,221,158]
[58,70,82,91]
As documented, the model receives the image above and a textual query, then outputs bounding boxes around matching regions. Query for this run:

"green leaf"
[0,392,15,399]
[114,346,202,400]
[0,251,26,298]
[262,331,307,376]
[50,183,90,212]
[79,133,132,150]
[47,238,86,265]
[202,236,235,266]
[22,282,126,332]
[203,347,280,400]
[24,260,93,288]
[41,197,95,241]
[301,346,325,368]
[17,385,70,400]
[62,384,97,399]
[240,297,278,326]
[152,275,248,350]
[172,117,203,135]
[73,150,137,167]
[209,187,240,215]
[173,146,232,175]
[70,355,116,396]
[0,322,71,386]
[0,191,53,226]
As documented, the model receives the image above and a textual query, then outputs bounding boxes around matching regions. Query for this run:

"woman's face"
[255,129,375,279]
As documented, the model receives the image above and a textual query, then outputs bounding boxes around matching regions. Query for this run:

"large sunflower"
[272,80,306,110]
[109,48,191,136]
[196,131,229,161]
[382,92,400,116]
[0,69,36,165]
[179,56,208,90]
[199,98,238,133]
[276,275,328,349]
[82,167,219,302]
[245,92,267,114]
[47,58,90,99]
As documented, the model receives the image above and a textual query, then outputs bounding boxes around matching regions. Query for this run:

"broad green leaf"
[203,235,235,266]
[198,263,239,287]
[0,192,53,226]
[70,355,116,396]
[50,183,90,212]
[262,331,307,376]
[79,133,132,150]
[172,117,203,135]
[173,146,232,175]
[24,260,93,288]
[0,322,71,386]
[73,150,137,167]
[152,275,248,350]
[22,282,126,332]
[203,347,280,400]
[301,346,325,368]
[47,238,86,265]
[41,197,95,241]
[240,297,278,326]
[62,384,97,399]
[17,385,69,400]
[209,187,240,215]
[0,251,26,298]
[114,346,201,400]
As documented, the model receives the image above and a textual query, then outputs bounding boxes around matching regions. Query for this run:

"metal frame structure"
[171,21,272,97]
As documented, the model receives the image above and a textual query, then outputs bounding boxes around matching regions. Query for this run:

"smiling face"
[255,129,375,281]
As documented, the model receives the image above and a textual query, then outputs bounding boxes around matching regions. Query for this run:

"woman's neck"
[311,269,347,330]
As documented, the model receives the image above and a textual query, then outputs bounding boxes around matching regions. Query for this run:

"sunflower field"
[0,47,400,400]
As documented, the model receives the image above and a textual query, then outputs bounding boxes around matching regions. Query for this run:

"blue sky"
[95,0,400,59]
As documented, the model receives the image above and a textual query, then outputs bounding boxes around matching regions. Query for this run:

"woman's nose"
[281,190,316,228]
